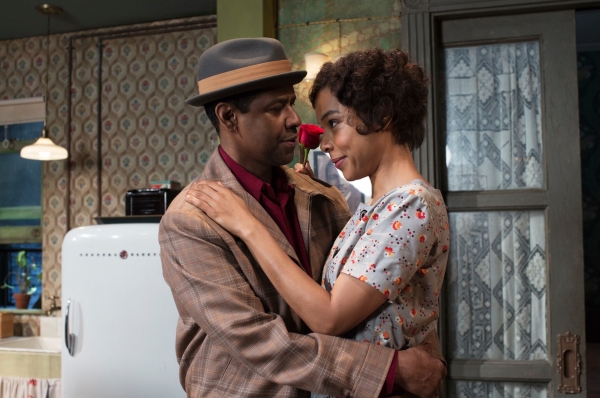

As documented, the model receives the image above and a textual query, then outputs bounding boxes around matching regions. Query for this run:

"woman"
[187,48,449,395]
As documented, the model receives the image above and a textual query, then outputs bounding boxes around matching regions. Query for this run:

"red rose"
[298,123,324,149]
[298,123,324,165]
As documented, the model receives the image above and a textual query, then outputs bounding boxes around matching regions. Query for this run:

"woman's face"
[314,88,387,181]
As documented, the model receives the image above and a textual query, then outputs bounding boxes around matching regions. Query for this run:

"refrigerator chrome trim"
[64,298,76,356]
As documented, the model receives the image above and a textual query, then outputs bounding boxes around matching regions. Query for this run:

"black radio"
[125,188,180,216]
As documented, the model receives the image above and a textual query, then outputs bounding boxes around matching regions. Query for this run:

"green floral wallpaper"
[277,0,402,124]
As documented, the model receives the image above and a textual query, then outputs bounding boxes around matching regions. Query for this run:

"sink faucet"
[45,295,61,316]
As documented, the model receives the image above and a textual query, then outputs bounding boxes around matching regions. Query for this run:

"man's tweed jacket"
[159,151,395,397]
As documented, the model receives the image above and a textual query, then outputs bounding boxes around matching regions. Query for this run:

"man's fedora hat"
[185,38,307,107]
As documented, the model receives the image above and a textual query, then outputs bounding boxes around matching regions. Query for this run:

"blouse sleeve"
[340,188,438,302]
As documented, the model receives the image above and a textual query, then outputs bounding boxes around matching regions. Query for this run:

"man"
[159,37,445,397]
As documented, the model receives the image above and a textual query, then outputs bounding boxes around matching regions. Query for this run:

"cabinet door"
[439,10,586,397]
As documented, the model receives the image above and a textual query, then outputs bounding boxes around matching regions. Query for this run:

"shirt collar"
[218,146,291,202]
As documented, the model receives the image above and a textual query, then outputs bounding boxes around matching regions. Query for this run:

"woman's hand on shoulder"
[185,180,256,238]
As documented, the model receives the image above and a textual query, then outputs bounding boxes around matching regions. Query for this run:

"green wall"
[277,0,402,124]
[217,0,276,42]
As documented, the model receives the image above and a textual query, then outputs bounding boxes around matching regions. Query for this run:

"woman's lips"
[331,156,346,169]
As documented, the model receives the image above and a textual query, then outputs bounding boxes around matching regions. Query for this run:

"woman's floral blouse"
[322,180,449,350]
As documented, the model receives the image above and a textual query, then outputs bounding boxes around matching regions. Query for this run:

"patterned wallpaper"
[0,16,217,325]
[578,50,600,310]
[277,0,402,124]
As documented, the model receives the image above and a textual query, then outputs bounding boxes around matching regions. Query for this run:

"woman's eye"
[329,120,338,128]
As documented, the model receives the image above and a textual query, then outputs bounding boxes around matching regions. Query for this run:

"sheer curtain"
[447,211,548,361]
[445,42,543,191]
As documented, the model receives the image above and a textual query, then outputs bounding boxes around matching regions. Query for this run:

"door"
[437,10,586,397]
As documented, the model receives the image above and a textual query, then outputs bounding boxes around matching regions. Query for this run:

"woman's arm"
[186,180,387,336]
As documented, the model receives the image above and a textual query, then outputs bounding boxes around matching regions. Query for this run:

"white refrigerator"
[61,223,185,398]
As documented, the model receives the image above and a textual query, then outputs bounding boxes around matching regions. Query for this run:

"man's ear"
[215,102,238,133]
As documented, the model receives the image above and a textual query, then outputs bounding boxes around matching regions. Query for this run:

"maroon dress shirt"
[219,147,311,277]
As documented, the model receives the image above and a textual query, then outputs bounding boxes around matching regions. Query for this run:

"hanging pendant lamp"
[20,4,68,161]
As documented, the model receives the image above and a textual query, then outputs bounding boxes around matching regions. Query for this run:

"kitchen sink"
[0,336,61,353]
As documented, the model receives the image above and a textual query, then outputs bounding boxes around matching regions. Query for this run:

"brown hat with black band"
[185,38,307,107]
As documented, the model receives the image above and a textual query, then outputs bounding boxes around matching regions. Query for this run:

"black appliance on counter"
[125,188,180,216]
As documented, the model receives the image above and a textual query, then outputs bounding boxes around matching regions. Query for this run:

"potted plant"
[1,250,39,309]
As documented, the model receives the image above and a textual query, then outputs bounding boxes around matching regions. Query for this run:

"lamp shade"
[20,137,68,160]
[304,52,329,81]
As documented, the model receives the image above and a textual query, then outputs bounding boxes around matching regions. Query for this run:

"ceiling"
[0,0,217,41]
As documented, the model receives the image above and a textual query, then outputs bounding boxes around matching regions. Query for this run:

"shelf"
[0,309,45,315]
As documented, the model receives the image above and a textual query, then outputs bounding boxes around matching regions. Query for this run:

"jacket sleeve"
[159,202,395,398]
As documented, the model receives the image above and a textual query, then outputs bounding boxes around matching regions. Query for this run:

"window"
[0,243,42,308]
[0,118,44,309]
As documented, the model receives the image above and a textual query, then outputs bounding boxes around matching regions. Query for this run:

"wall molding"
[0,98,45,126]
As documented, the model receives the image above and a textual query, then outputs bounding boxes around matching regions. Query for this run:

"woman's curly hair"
[309,48,429,150]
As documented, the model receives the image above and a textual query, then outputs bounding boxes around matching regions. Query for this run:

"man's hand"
[394,343,447,398]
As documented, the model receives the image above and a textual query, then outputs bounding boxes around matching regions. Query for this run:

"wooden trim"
[0,226,42,244]
[263,0,276,38]
[404,9,438,186]
[0,207,42,221]
[403,0,600,15]
[448,359,554,381]
[0,98,45,126]
[0,309,45,315]
[445,191,549,211]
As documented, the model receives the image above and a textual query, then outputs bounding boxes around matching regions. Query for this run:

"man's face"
[233,86,301,172]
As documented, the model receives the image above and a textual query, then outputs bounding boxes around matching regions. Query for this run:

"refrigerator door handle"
[65,298,76,356]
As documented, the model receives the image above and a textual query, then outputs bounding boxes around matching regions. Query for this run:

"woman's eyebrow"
[320,110,340,122]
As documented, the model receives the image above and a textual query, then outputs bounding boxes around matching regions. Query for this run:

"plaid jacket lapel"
[284,168,347,283]
[202,151,301,265]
